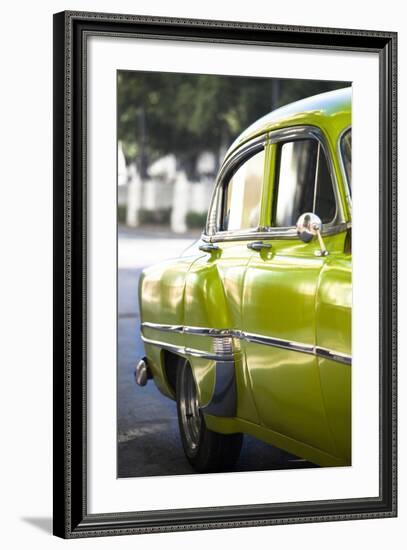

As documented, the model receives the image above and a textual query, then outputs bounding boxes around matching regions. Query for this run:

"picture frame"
[53,10,397,538]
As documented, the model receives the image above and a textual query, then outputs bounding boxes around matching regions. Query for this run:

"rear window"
[340,129,352,194]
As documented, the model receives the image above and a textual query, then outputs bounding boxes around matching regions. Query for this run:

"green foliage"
[117,205,127,224]
[118,71,348,177]
[138,208,172,225]
[186,211,207,229]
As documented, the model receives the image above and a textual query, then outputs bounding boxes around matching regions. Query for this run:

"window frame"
[205,135,268,239]
[220,145,266,233]
[338,125,352,216]
[271,134,338,229]
[204,125,347,243]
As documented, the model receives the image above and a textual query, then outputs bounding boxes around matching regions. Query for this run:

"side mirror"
[296,213,328,256]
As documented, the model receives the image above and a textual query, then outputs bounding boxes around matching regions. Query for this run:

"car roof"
[225,86,351,160]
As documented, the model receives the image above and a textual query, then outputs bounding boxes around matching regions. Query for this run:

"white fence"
[121,163,214,233]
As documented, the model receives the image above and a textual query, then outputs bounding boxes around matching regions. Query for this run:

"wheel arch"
[161,350,182,398]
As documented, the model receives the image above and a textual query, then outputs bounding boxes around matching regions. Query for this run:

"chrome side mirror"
[296,213,328,256]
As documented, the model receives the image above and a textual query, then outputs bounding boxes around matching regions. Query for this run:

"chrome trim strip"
[184,326,232,337]
[141,322,351,365]
[315,346,352,366]
[142,322,232,338]
[243,331,315,356]
[201,222,348,243]
[140,336,184,355]
[142,321,184,334]
[141,335,235,361]
[185,347,234,361]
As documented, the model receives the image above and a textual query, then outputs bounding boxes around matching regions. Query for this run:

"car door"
[242,130,347,458]
[184,139,268,423]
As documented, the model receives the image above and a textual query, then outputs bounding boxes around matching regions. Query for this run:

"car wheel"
[176,359,243,473]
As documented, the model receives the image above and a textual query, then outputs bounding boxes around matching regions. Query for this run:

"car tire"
[176,359,243,473]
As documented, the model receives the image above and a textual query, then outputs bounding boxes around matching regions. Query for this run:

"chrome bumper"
[135,357,152,387]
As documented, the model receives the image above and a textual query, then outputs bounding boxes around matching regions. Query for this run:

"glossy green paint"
[139,88,352,466]
[316,255,352,461]
[184,240,261,423]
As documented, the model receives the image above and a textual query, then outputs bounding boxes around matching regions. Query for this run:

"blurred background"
[117,72,348,478]
[118,71,347,234]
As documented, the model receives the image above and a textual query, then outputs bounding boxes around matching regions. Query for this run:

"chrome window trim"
[205,136,267,237]
[338,125,352,216]
[201,222,349,243]
[204,125,347,242]
[266,126,343,231]
[141,322,351,366]
[216,135,267,184]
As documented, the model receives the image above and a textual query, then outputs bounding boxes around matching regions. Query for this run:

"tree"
[118,71,347,178]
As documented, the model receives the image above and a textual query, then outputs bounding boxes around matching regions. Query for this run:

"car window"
[221,148,265,231]
[341,129,352,194]
[272,139,336,227]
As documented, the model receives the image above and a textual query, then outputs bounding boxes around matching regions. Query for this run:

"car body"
[137,87,352,471]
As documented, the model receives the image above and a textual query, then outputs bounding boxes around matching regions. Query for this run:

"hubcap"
[179,364,202,453]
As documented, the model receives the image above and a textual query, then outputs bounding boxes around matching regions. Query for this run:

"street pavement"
[117,226,315,477]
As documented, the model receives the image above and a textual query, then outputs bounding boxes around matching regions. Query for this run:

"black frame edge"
[53,10,67,539]
[378,33,398,518]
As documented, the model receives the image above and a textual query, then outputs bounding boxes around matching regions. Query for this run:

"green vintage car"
[136,87,352,472]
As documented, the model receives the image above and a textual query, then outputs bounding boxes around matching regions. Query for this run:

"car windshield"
[340,129,352,194]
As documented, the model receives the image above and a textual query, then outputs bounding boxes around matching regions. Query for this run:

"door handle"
[247,241,272,251]
[199,243,220,253]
